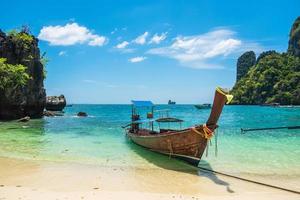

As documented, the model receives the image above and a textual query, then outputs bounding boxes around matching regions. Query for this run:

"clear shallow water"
[0,105,299,179]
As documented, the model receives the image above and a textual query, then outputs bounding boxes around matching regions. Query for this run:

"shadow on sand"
[127,141,234,193]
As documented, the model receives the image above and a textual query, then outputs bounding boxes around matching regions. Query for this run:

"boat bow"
[205,87,233,131]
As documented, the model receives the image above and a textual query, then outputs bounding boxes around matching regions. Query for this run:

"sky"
[1,0,299,104]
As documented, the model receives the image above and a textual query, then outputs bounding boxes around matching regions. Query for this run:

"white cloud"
[147,29,253,69]
[116,41,129,49]
[133,32,149,45]
[149,32,167,44]
[113,41,135,53]
[129,56,147,63]
[38,23,107,46]
[88,36,107,46]
[58,51,66,56]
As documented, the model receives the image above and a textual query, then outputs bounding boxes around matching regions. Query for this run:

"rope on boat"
[191,125,218,158]
[241,125,300,133]
[191,127,205,137]
[203,124,214,139]
[191,124,214,139]
[197,166,300,195]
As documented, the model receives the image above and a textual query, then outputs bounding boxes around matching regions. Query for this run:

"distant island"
[231,17,300,105]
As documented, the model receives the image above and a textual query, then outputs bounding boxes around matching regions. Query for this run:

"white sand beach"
[0,157,299,200]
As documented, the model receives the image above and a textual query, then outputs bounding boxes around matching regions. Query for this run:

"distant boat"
[260,103,280,107]
[66,104,73,107]
[123,87,233,165]
[194,103,211,109]
[168,100,176,105]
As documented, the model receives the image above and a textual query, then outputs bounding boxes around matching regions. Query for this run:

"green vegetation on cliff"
[0,28,46,89]
[231,52,300,105]
[0,58,30,90]
[5,28,47,77]
[7,29,34,51]
[231,17,300,105]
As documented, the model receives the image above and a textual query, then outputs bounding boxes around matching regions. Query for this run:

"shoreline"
[0,156,299,200]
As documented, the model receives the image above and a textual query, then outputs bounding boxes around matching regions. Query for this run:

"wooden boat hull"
[127,128,208,162]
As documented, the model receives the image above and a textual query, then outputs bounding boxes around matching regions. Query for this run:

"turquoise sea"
[0,105,299,189]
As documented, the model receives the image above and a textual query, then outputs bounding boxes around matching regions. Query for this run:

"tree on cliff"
[236,51,256,82]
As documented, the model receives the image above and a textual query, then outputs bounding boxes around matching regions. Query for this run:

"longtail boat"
[124,87,233,165]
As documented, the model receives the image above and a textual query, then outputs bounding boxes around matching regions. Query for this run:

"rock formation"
[288,16,300,57]
[236,51,256,82]
[77,112,88,117]
[45,95,66,111]
[231,16,300,105]
[0,28,46,120]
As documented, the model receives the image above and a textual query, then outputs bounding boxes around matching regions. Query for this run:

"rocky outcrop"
[77,112,88,117]
[288,17,300,57]
[231,16,300,105]
[0,29,46,120]
[45,95,66,111]
[231,52,300,105]
[236,51,256,82]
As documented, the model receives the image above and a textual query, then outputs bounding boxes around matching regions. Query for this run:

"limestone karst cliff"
[0,28,46,120]
[231,17,300,105]
[288,16,300,57]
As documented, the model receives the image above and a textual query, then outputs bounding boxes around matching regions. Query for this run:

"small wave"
[71,115,96,118]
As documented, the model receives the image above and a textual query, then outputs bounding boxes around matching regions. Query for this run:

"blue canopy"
[131,100,154,107]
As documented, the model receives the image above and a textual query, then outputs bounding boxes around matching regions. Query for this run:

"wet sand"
[0,157,299,200]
